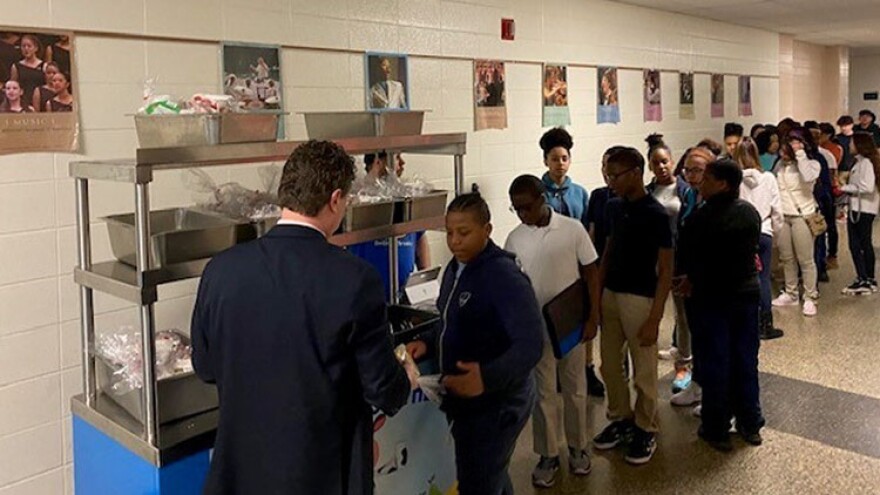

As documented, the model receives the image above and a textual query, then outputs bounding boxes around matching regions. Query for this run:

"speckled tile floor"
[506,224,880,494]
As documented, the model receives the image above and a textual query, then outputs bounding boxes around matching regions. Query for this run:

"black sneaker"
[586,365,605,398]
[818,271,830,283]
[698,426,733,452]
[624,428,656,465]
[593,420,634,450]
[760,326,784,340]
[869,279,879,293]
[842,280,872,295]
[531,456,560,488]
[737,427,763,446]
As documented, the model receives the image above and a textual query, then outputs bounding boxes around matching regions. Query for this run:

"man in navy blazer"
[191,140,418,495]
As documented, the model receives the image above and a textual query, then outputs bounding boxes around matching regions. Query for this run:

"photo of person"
[0,31,76,115]
[598,66,618,106]
[222,43,282,111]
[474,60,507,130]
[644,69,662,122]
[366,52,409,111]
[597,66,620,124]
[0,29,78,154]
[679,72,695,120]
[680,73,694,105]
[711,74,724,118]
[474,60,505,108]
[739,75,752,116]
[543,65,568,107]
[542,63,570,126]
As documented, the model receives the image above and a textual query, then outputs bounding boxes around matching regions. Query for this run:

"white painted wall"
[849,49,880,117]
[0,1,780,493]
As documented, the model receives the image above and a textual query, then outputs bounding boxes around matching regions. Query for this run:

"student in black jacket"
[191,140,417,495]
[408,193,543,495]
[676,158,765,452]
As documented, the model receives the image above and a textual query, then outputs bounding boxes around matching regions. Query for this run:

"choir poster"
[711,74,724,118]
[597,66,620,124]
[0,29,78,154]
[643,69,662,122]
[222,42,284,139]
[679,72,695,120]
[474,60,507,130]
[739,75,752,117]
[542,64,570,127]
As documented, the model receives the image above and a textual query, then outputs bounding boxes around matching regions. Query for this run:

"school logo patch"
[458,292,472,307]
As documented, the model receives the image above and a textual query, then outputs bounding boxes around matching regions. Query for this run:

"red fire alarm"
[501,18,515,41]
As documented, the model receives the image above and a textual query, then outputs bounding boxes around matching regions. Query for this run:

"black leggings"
[848,213,876,281]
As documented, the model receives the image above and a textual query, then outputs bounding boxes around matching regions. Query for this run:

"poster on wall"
[474,60,507,130]
[373,391,457,495]
[542,63,570,127]
[679,72,695,120]
[739,75,752,117]
[366,52,409,111]
[711,74,725,118]
[221,42,284,138]
[597,66,620,124]
[643,69,662,122]
[0,29,78,154]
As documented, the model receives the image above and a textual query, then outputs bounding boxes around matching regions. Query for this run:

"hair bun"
[646,133,665,148]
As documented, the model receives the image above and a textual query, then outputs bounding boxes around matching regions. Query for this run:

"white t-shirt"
[504,210,599,307]
[650,181,682,238]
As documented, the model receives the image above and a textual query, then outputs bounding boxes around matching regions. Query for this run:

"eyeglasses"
[683,167,705,175]
[606,167,638,182]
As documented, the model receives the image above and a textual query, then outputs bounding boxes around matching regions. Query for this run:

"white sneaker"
[772,292,800,307]
[692,405,702,417]
[658,346,680,361]
[671,382,702,406]
[802,300,817,317]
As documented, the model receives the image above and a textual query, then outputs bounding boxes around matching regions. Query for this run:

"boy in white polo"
[504,175,601,488]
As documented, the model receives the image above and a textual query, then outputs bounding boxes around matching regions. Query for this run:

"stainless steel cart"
[69,133,466,466]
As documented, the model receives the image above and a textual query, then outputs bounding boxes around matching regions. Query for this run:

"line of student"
[191,119,879,493]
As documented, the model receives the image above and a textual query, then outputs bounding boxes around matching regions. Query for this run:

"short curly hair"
[539,127,574,158]
[278,140,355,216]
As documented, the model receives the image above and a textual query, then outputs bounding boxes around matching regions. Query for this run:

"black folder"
[542,279,590,359]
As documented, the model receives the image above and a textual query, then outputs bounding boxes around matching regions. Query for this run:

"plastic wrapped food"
[183,168,281,222]
[94,327,194,395]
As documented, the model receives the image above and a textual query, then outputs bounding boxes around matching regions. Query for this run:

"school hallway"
[507,223,880,494]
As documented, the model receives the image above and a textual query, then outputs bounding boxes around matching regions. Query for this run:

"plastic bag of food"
[182,168,281,221]
[138,77,181,115]
[94,328,194,395]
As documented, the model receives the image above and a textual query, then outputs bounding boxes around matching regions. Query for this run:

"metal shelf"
[73,217,444,304]
[73,259,209,305]
[71,131,465,454]
[71,394,217,467]
[330,216,445,247]
[70,133,467,184]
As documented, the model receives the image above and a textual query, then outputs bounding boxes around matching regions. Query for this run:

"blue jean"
[450,380,535,495]
[758,234,773,313]
[848,213,877,281]
[687,295,765,436]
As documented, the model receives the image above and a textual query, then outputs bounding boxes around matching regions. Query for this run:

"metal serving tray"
[134,113,281,148]
[95,359,218,426]
[104,208,253,268]
[341,200,395,232]
[303,111,425,140]
[393,190,449,223]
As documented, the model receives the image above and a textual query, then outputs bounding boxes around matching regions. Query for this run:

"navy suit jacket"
[192,224,410,495]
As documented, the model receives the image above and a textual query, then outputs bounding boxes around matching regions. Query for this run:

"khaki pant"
[585,339,595,366]
[673,294,692,365]
[600,290,659,433]
[532,331,588,456]
[778,215,818,300]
